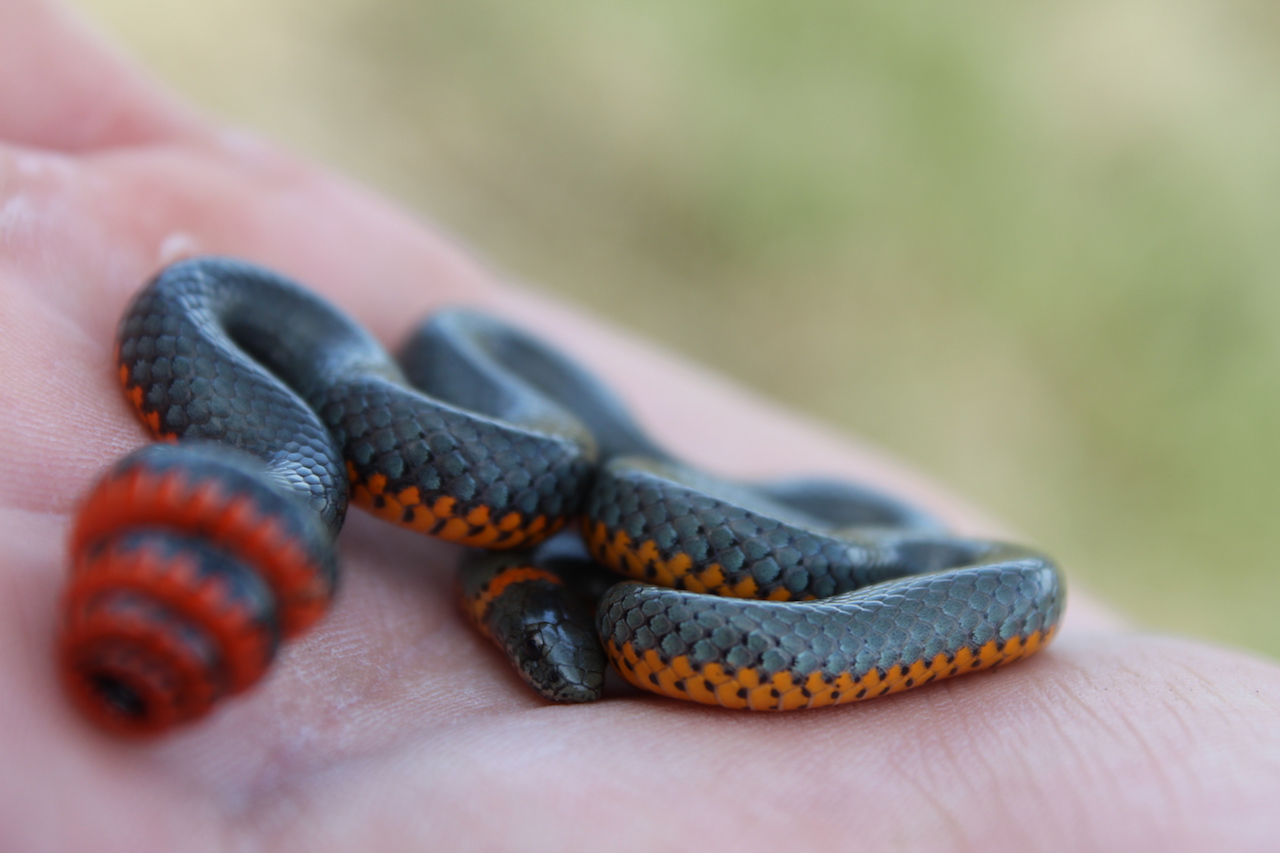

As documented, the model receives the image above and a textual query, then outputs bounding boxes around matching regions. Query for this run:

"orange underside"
[583,519,798,601]
[348,462,565,549]
[65,541,272,693]
[60,623,213,736]
[120,356,1057,713]
[72,463,329,637]
[607,627,1057,711]
[112,367,330,635]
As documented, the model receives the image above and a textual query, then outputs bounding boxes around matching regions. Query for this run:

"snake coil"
[59,257,593,733]
[59,257,1063,734]
[431,314,1063,709]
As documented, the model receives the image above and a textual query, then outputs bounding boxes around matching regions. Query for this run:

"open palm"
[2,2,1279,850]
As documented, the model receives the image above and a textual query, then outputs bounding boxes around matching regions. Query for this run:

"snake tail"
[60,444,336,734]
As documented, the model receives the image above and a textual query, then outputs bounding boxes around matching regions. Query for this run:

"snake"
[59,256,1063,734]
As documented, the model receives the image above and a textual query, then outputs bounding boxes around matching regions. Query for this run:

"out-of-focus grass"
[73,0,1280,655]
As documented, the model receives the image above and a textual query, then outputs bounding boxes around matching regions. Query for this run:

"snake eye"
[521,630,548,661]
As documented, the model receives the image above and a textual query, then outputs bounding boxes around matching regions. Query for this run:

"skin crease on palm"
[2,1,1280,851]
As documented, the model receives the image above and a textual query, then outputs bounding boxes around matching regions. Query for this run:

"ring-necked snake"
[59,256,1063,734]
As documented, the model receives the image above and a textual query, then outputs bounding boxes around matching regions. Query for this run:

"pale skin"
[2,2,1279,851]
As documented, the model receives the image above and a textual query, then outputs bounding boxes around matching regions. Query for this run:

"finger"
[0,0,199,150]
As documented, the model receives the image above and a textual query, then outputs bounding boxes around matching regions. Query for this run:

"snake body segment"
[62,258,594,733]
[599,554,1060,710]
[61,443,335,733]
[61,257,1064,733]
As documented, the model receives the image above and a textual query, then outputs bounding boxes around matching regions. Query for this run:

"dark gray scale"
[102,529,281,675]
[394,310,606,527]
[81,258,608,733]
[394,309,1064,706]
[397,311,648,700]
[597,545,1064,684]
[398,308,965,603]
[458,535,611,703]
[586,457,971,599]
[117,257,361,531]
[122,260,598,537]
[399,310,657,463]
[316,376,592,531]
[66,591,220,726]
[752,477,944,532]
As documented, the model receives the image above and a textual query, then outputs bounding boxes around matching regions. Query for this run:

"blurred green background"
[70,0,1280,655]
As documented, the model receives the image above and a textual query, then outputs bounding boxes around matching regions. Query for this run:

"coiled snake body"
[59,257,1063,734]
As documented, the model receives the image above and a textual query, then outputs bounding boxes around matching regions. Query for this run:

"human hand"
[2,1,1278,850]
